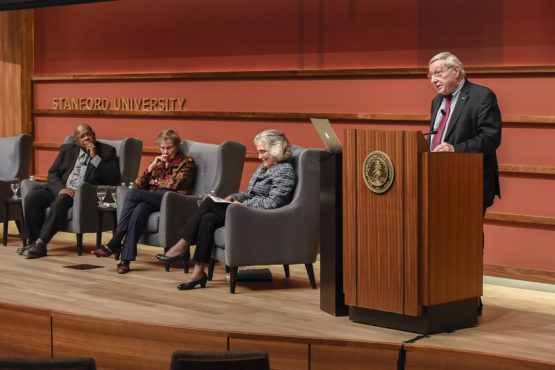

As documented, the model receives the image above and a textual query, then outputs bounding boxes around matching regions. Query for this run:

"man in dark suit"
[21,123,120,258]
[428,51,502,212]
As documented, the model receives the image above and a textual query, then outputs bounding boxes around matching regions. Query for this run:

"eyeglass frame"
[427,65,456,80]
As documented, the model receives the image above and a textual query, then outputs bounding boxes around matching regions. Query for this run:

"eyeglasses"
[257,150,268,156]
[427,67,452,80]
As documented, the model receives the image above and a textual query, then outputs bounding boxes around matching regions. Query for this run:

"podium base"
[349,297,478,335]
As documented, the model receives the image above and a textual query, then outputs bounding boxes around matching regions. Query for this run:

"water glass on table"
[10,178,20,199]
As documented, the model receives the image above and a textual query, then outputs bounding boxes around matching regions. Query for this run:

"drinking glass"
[111,186,118,205]
[96,186,107,206]
[10,178,20,199]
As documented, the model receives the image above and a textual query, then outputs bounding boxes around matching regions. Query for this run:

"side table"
[97,204,118,250]
[3,197,26,247]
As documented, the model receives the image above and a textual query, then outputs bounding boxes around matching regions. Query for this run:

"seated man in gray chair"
[21,123,120,259]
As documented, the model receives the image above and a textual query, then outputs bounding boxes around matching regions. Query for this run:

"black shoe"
[156,250,190,273]
[155,251,189,263]
[177,272,208,290]
[17,242,34,255]
[23,242,47,259]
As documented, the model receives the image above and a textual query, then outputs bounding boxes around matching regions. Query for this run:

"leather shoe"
[155,252,188,263]
[117,262,130,274]
[156,250,191,273]
[17,242,33,255]
[177,272,208,290]
[92,245,120,259]
[23,242,47,259]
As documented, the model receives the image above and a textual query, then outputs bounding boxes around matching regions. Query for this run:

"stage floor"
[0,228,554,366]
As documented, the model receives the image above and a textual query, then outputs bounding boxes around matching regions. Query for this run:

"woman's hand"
[224,195,241,204]
[147,155,168,173]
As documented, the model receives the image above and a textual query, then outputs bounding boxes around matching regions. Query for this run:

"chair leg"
[229,266,238,294]
[305,263,317,289]
[76,234,83,256]
[208,260,215,281]
[283,264,290,278]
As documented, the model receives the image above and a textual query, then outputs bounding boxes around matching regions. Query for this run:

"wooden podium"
[343,129,483,334]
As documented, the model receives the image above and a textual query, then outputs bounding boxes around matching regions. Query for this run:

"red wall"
[32,0,555,272]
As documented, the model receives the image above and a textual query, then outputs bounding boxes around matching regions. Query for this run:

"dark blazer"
[47,140,121,194]
[429,79,502,209]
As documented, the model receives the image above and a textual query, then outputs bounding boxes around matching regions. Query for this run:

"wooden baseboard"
[484,264,555,285]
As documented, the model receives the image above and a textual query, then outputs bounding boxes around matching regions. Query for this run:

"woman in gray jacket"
[155,129,296,290]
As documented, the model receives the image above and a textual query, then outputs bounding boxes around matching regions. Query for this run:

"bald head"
[74,123,96,150]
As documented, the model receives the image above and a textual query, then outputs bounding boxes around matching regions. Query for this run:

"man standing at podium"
[427,51,502,212]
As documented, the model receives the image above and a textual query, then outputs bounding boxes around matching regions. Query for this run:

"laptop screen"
[310,118,343,152]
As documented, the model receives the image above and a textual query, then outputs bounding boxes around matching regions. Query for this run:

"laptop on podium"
[310,118,343,152]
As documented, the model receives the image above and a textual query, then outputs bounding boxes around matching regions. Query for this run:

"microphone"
[422,129,437,137]
[440,109,446,115]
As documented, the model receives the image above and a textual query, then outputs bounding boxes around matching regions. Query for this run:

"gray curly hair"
[254,129,292,162]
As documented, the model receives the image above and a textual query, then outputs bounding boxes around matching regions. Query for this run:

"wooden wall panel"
[0,9,33,137]
[405,346,555,370]
[342,129,358,306]
[229,337,308,370]
[355,130,405,313]
[52,312,227,370]
[0,302,51,357]
[311,342,399,370]
[423,153,483,304]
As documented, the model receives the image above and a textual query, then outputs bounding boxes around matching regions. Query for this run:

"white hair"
[254,129,292,161]
[429,51,466,78]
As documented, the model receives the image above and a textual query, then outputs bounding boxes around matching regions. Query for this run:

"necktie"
[77,152,90,185]
[431,95,452,151]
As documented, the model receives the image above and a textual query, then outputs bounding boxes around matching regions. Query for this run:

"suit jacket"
[429,79,502,209]
[47,141,121,195]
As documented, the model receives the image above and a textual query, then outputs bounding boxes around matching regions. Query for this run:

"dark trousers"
[177,197,229,264]
[24,187,74,244]
[118,189,168,261]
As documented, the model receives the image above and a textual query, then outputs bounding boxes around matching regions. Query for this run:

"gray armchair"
[209,146,321,293]
[117,139,246,264]
[0,134,32,237]
[21,137,143,255]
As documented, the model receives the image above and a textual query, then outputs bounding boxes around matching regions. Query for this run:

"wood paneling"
[30,65,555,81]
[405,345,555,370]
[0,302,51,357]
[484,264,555,285]
[355,130,405,314]
[404,132,429,316]
[52,312,227,370]
[421,153,483,305]
[311,342,399,370]
[342,129,358,306]
[485,212,555,227]
[31,108,555,125]
[229,337,308,370]
[0,9,33,137]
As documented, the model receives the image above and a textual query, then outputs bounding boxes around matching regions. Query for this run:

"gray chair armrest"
[223,201,317,267]
[20,179,48,220]
[211,141,246,197]
[158,191,201,248]
[72,182,101,234]
[116,186,131,220]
